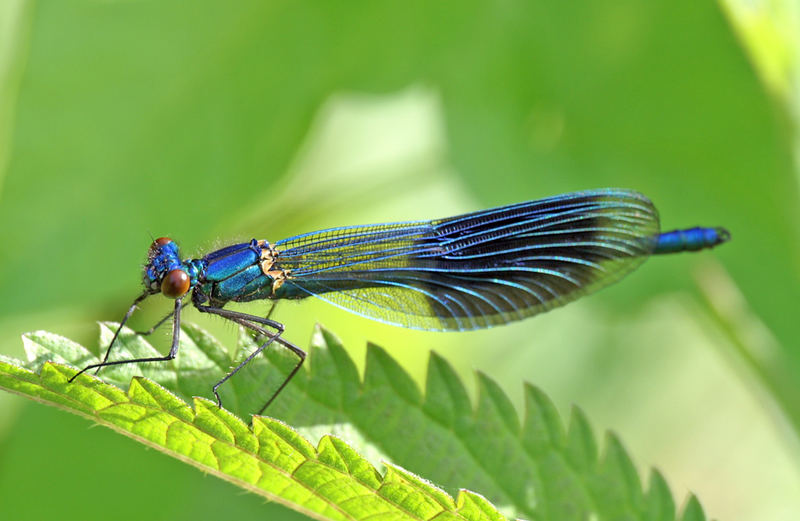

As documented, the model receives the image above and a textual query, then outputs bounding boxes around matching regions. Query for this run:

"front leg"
[71,298,184,382]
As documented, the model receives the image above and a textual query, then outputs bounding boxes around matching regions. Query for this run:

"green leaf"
[0,324,708,521]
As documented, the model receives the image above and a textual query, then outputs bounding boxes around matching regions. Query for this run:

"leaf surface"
[0,324,707,521]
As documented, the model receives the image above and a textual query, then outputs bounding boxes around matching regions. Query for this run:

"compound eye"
[161,269,190,298]
[150,237,173,254]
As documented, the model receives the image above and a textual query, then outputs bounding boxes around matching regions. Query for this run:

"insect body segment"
[653,226,730,254]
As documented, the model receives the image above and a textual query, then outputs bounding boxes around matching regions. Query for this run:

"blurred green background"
[1,1,798,520]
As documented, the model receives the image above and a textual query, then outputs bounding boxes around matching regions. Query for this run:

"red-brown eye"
[150,237,173,254]
[161,269,190,298]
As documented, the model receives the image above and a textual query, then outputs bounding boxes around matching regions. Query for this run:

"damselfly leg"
[196,304,306,415]
[71,298,184,381]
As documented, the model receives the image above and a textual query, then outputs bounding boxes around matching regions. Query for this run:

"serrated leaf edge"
[0,357,508,521]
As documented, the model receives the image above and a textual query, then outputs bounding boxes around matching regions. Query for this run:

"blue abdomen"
[654,227,730,254]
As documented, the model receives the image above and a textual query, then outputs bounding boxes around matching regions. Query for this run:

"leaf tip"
[566,405,598,468]
[680,494,707,521]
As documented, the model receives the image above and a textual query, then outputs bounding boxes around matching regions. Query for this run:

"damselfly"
[70,189,730,414]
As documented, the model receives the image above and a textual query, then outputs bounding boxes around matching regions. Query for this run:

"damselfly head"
[142,237,191,298]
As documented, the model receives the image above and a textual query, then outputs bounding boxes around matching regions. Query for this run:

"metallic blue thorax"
[199,239,279,305]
